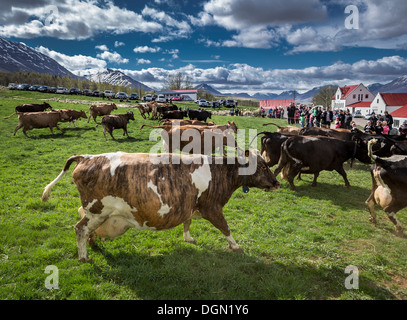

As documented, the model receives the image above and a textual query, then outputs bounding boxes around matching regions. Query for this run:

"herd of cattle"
[5,100,407,261]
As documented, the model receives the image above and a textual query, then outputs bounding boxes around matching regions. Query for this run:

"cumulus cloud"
[136,58,151,64]
[133,46,161,53]
[96,50,129,64]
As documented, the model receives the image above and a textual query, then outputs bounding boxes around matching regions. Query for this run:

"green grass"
[0,89,407,300]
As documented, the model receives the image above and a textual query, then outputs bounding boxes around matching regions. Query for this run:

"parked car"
[182,95,192,101]
[92,90,103,97]
[116,92,128,99]
[82,89,92,96]
[198,99,208,107]
[29,85,41,91]
[143,94,153,102]
[353,110,363,118]
[157,94,166,103]
[38,86,49,93]
[56,87,69,94]
[69,88,81,95]
[225,99,235,108]
[8,83,18,90]
[172,95,183,101]
[129,93,139,100]
[48,87,57,93]
[219,99,225,106]
[104,90,115,98]
[17,84,30,90]
[364,113,372,120]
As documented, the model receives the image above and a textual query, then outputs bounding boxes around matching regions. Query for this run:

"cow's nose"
[274,181,281,189]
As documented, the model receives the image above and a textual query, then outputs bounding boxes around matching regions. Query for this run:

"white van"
[157,94,166,103]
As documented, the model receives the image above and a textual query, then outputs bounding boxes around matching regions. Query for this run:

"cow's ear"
[245,150,250,157]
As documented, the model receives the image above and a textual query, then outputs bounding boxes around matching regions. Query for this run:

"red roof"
[173,89,197,93]
[260,99,295,109]
[340,85,359,99]
[390,104,407,118]
[380,93,407,107]
[347,101,372,108]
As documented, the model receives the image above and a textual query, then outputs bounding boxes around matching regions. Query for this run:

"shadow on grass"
[94,246,396,300]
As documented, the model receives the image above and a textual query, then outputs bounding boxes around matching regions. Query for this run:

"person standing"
[321,107,333,128]
[384,111,393,130]
[369,112,378,127]
[344,110,353,129]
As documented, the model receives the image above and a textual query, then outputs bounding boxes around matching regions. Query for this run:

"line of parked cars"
[7,83,139,100]
[195,98,236,109]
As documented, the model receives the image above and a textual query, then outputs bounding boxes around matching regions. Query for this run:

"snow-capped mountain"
[195,83,223,95]
[85,68,153,92]
[370,75,407,94]
[0,36,78,77]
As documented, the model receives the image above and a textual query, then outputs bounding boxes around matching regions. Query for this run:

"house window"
[394,120,400,128]
[353,94,356,99]
[365,94,369,99]
[377,99,379,103]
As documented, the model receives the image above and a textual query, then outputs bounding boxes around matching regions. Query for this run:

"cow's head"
[227,121,238,133]
[112,103,118,110]
[127,111,135,121]
[353,137,372,165]
[43,102,53,110]
[241,150,280,192]
[80,111,87,119]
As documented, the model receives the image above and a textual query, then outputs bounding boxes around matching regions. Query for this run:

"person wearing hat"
[335,116,341,129]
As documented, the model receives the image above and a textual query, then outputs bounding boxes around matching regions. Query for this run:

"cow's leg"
[108,129,115,140]
[102,126,107,139]
[75,214,108,262]
[311,172,320,187]
[56,125,64,133]
[183,219,196,244]
[336,166,350,187]
[366,190,377,224]
[385,211,403,236]
[200,207,243,252]
[13,124,23,136]
[78,207,97,246]
[383,198,403,237]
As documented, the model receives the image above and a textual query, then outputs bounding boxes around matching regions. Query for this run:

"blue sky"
[1,0,407,94]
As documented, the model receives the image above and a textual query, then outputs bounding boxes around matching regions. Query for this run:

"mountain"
[85,68,153,92]
[0,36,78,78]
[195,83,223,95]
[372,75,407,94]
[367,82,384,94]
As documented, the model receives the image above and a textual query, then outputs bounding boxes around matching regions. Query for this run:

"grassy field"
[0,89,406,300]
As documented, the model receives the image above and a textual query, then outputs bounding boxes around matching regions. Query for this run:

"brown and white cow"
[57,109,87,128]
[366,139,407,236]
[13,111,64,137]
[41,151,280,262]
[88,103,117,124]
[263,122,301,135]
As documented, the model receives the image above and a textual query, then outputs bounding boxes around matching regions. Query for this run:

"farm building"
[331,83,375,111]
[260,99,295,110]
[390,104,407,128]
[155,89,197,101]
[370,93,407,115]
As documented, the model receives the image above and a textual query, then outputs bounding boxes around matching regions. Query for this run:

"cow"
[13,111,64,137]
[57,109,87,128]
[41,150,281,262]
[188,110,212,122]
[160,119,216,126]
[274,135,371,190]
[299,127,354,140]
[159,110,187,120]
[101,111,135,140]
[135,104,151,119]
[263,123,301,135]
[365,139,407,237]
[4,102,53,119]
[88,103,117,124]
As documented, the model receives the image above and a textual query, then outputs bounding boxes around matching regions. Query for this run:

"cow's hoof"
[229,246,243,253]
[184,238,197,245]
[369,217,377,224]
[78,257,93,263]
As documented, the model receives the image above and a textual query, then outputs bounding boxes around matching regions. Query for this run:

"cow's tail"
[262,122,281,129]
[248,131,270,149]
[41,155,83,202]
[3,112,16,119]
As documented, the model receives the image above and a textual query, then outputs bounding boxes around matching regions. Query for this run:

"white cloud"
[36,45,107,75]
[95,44,109,51]
[96,51,129,64]
[137,58,151,64]
[114,41,125,47]
[133,46,161,53]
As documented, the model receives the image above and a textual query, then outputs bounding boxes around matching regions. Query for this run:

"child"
[364,121,373,134]
[300,112,306,128]
[382,121,389,135]
[335,116,341,129]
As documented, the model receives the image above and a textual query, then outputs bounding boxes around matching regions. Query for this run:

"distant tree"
[165,72,193,90]
[312,85,338,109]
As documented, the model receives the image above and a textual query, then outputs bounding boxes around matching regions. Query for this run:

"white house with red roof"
[370,93,407,115]
[390,105,407,127]
[331,84,375,114]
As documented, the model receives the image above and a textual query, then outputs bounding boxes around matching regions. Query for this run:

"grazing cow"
[13,111,64,137]
[57,109,87,128]
[88,103,117,124]
[101,111,135,140]
[188,110,212,122]
[366,139,407,236]
[41,150,280,262]
[263,123,301,135]
[4,102,53,119]
[274,135,371,190]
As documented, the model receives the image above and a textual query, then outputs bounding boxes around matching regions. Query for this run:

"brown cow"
[4,102,53,119]
[263,122,301,135]
[13,111,64,137]
[160,119,216,126]
[134,104,151,119]
[88,103,117,124]
[41,151,280,262]
[57,109,87,128]
[101,111,135,140]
